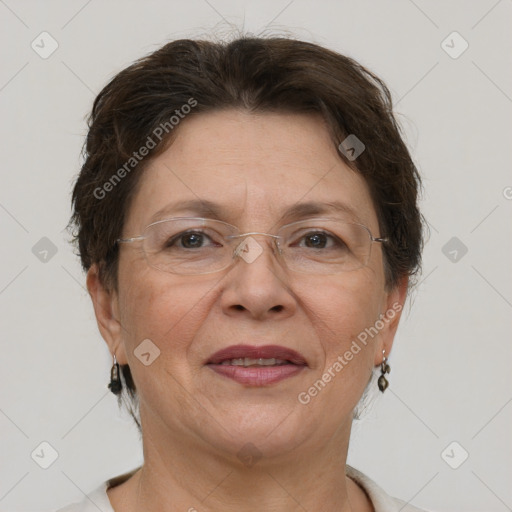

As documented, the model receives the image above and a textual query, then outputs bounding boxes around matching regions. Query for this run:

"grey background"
[1,1,511,511]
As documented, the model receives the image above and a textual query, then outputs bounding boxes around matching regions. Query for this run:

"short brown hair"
[69,36,424,423]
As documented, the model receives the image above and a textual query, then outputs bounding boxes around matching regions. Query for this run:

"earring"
[108,353,122,395]
[378,349,391,392]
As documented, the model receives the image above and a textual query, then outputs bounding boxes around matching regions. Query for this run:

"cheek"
[117,267,210,363]
[116,271,216,411]
[297,270,382,369]
[292,273,384,425]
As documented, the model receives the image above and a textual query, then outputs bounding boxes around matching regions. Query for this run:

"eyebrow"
[148,199,361,225]
[148,199,226,224]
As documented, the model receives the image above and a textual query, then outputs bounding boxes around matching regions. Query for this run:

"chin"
[202,405,315,460]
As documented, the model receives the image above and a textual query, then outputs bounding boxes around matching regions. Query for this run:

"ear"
[373,276,409,366]
[86,263,128,365]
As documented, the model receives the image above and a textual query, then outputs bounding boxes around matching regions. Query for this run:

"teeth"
[219,357,289,367]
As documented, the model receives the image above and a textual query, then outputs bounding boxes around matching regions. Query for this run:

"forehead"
[125,109,379,232]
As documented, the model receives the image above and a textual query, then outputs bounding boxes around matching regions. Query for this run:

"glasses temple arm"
[116,236,145,244]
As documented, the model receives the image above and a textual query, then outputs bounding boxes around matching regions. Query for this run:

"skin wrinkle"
[88,109,407,512]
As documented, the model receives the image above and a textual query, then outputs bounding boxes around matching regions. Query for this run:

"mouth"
[206,345,307,386]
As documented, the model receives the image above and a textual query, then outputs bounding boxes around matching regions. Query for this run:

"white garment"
[55,465,430,512]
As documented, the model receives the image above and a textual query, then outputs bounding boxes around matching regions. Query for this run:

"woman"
[62,36,427,511]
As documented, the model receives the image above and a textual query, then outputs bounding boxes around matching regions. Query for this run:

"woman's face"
[92,109,406,463]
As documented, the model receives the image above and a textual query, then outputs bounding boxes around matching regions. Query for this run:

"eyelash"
[167,230,344,249]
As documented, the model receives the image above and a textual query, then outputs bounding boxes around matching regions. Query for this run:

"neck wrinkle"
[126,413,359,512]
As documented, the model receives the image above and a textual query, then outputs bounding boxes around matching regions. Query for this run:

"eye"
[303,232,331,249]
[180,232,207,248]
[293,230,343,250]
[165,231,218,249]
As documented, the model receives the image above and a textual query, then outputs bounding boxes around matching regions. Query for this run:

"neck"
[108,410,373,512]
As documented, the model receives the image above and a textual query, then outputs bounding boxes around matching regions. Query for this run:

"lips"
[206,345,307,386]
[207,345,308,366]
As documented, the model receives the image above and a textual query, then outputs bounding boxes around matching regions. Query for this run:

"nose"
[219,235,297,321]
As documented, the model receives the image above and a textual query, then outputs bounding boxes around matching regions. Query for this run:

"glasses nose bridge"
[232,231,280,239]
[228,231,283,258]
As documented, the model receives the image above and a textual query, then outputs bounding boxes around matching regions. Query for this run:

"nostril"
[271,305,284,313]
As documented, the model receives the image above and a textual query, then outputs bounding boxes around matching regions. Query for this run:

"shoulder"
[54,481,112,512]
[54,467,140,512]
[54,481,113,512]
[346,465,433,512]
[55,466,433,512]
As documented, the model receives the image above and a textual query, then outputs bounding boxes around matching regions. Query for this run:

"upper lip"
[206,345,308,366]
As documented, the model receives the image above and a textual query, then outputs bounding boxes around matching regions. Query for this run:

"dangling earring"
[378,349,391,392]
[108,353,122,395]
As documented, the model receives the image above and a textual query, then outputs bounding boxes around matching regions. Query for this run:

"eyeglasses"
[116,217,388,275]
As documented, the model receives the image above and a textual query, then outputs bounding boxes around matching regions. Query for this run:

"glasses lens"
[137,217,377,275]
[143,218,236,274]
[278,219,372,274]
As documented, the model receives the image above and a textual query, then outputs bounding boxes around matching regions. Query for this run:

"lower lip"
[207,364,305,385]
